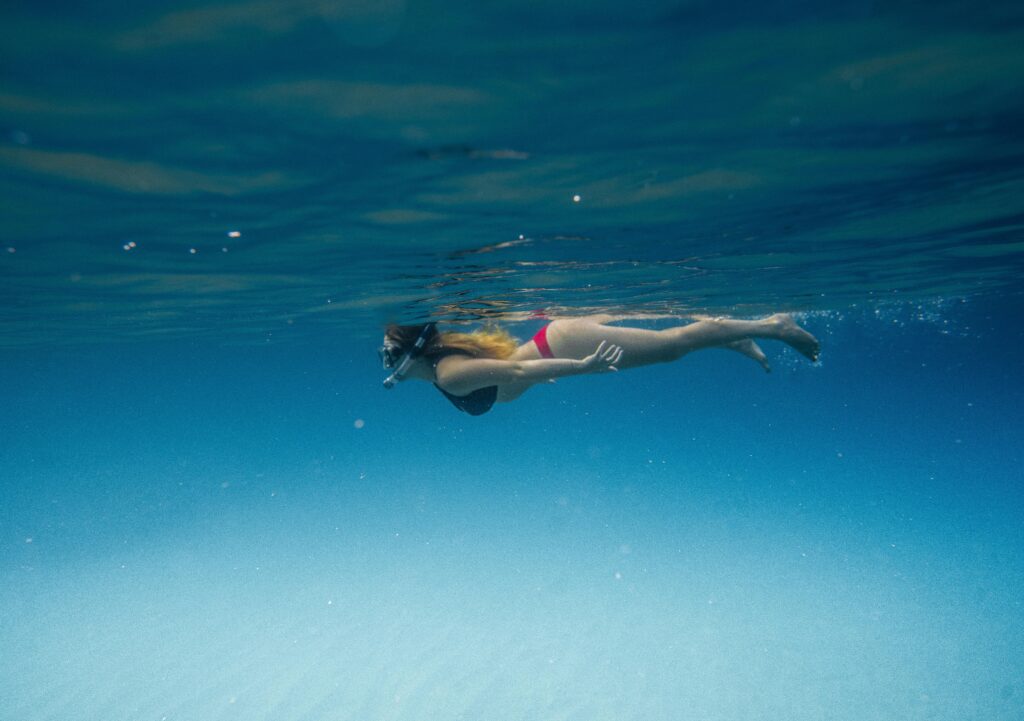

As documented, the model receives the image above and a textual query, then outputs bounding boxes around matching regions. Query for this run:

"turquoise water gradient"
[2,304,1022,719]
[3,0,1024,718]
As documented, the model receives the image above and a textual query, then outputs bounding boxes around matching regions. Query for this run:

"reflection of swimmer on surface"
[379,314,820,415]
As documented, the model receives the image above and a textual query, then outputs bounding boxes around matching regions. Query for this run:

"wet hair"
[385,323,519,361]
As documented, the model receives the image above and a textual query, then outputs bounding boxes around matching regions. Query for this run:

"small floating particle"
[189,248,197,254]
[227,230,241,238]
[354,419,365,429]
[221,247,228,253]
[572,194,581,203]
[6,247,15,254]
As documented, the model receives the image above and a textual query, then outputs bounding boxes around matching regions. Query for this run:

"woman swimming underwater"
[379,314,820,415]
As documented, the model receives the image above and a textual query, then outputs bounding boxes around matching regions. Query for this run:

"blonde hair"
[385,323,519,361]
[436,325,519,359]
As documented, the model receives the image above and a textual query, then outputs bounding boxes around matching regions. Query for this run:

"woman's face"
[379,334,404,368]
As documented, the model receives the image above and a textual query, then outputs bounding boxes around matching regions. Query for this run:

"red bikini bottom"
[532,324,555,358]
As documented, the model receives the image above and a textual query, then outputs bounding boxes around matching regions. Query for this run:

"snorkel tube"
[382,323,437,389]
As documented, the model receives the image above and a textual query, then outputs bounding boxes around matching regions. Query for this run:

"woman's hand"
[578,341,623,373]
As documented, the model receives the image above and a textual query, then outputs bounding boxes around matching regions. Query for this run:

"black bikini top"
[433,384,498,415]
[432,349,498,416]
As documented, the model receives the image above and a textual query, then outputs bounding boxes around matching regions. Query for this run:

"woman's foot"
[726,339,771,373]
[767,314,820,362]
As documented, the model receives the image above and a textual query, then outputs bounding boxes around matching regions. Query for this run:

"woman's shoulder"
[432,348,505,396]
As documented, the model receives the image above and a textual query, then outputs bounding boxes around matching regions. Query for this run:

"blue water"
[2,1,1024,719]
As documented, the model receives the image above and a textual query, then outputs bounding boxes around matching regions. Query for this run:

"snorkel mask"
[380,323,437,389]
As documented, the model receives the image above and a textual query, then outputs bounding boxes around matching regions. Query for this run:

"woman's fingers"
[599,343,622,370]
[584,341,623,371]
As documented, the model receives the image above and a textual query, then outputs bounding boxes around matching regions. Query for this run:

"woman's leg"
[724,339,772,372]
[550,313,769,370]
[545,314,818,370]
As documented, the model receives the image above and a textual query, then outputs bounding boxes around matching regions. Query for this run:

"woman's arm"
[436,342,622,396]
